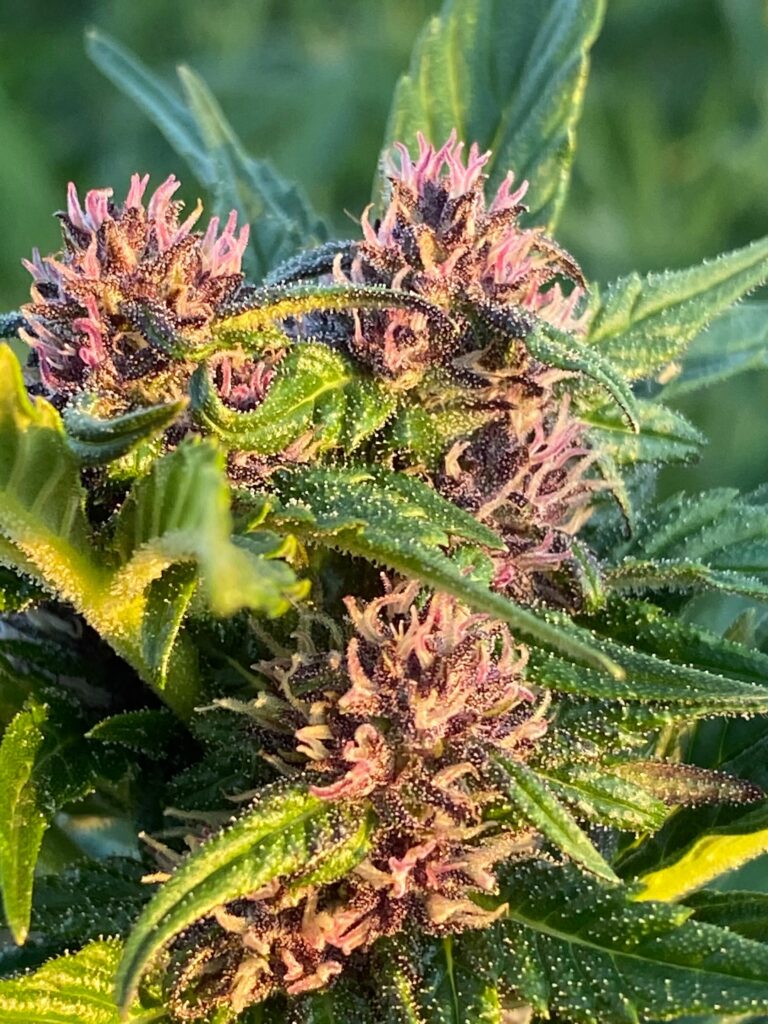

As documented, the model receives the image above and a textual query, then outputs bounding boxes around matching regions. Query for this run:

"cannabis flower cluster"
[169,581,547,1015]
[21,173,248,407]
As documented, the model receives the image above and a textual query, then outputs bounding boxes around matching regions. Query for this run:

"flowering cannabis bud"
[171,581,547,1015]
[337,130,587,384]
[21,174,249,406]
[333,133,598,605]
[438,399,600,604]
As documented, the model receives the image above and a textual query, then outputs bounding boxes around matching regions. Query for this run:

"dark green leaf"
[421,934,506,1024]
[495,859,768,1022]
[537,763,668,832]
[63,398,187,467]
[685,890,768,943]
[177,65,327,278]
[30,859,150,945]
[529,616,768,714]
[87,709,184,758]
[381,0,606,229]
[86,30,326,280]
[0,566,41,613]
[491,753,617,880]
[606,559,768,603]
[584,598,768,687]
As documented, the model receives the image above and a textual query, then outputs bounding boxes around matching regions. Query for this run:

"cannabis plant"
[3,3,768,1022]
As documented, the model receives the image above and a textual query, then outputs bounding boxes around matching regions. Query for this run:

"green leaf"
[252,465,626,678]
[0,701,48,945]
[605,559,768,603]
[529,619,768,714]
[585,598,768,689]
[414,933,506,1024]
[685,890,768,943]
[86,30,326,280]
[0,566,40,613]
[0,347,201,715]
[0,344,99,604]
[0,699,103,944]
[111,439,305,619]
[191,344,396,456]
[116,786,370,1014]
[383,402,494,468]
[29,859,150,946]
[296,978,379,1024]
[63,398,187,467]
[0,939,165,1023]
[582,398,704,468]
[491,753,617,881]
[87,709,184,759]
[619,489,740,562]
[84,29,213,181]
[496,859,768,1022]
[140,564,198,687]
[609,491,768,601]
[660,301,768,399]
[635,802,768,902]
[381,0,606,229]
[537,763,668,832]
[586,235,768,380]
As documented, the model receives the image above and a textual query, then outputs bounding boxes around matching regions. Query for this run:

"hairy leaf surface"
[251,466,626,677]
[0,696,115,946]
[0,939,165,1023]
[495,860,768,1022]
[586,236,768,380]
[492,753,617,880]
[660,301,768,399]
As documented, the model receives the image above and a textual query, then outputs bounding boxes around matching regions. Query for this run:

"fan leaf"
[86,30,326,279]
[381,0,606,229]
[250,466,626,678]
[491,753,617,880]
[660,301,768,399]
[495,860,768,1022]
[635,802,768,903]
[585,235,768,380]
[0,699,104,945]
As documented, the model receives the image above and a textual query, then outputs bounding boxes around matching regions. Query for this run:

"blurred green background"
[3,0,768,494]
